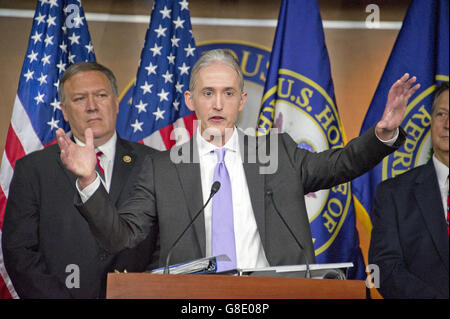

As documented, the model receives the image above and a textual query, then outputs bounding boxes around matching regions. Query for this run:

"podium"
[106,273,366,299]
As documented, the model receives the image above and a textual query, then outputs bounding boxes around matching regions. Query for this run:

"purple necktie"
[212,148,237,272]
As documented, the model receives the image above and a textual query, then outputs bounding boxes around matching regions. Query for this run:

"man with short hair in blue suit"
[369,82,449,299]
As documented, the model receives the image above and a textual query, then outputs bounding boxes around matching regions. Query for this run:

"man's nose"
[213,94,223,111]
[85,94,97,111]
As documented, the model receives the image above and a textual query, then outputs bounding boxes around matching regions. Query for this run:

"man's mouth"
[209,116,225,122]
[87,118,101,124]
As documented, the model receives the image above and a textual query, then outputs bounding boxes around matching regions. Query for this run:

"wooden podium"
[106,273,366,299]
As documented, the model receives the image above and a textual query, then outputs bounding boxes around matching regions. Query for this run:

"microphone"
[265,187,311,278]
[164,181,221,274]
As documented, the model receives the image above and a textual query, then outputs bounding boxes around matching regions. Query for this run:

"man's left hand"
[376,73,420,140]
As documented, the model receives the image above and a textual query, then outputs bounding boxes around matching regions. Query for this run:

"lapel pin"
[123,155,132,163]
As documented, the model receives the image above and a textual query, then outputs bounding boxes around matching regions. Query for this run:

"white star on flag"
[135,100,148,113]
[24,69,34,82]
[31,31,42,44]
[171,35,180,47]
[47,117,59,130]
[27,50,38,63]
[41,53,51,65]
[178,62,190,75]
[184,43,195,57]
[131,119,144,132]
[56,60,66,73]
[50,98,61,111]
[46,15,57,27]
[37,73,48,85]
[179,0,189,11]
[162,70,174,83]
[44,34,54,47]
[150,43,163,56]
[153,107,166,120]
[35,12,46,25]
[140,81,153,95]
[145,62,158,75]
[167,52,176,64]
[157,88,169,102]
[154,24,167,38]
[34,91,45,104]
[160,6,171,19]
[173,16,185,29]
[85,42,94,53]
[68,32,80,45]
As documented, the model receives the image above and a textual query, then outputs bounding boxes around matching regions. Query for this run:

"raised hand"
[56,128,97,189]
[376,73,421,140]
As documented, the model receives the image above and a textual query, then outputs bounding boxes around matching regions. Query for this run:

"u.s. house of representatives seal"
[258,69,352,256]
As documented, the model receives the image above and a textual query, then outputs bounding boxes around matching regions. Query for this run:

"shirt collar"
[74,131,117,161]
[196,126,239,157]
[432,154,449,187]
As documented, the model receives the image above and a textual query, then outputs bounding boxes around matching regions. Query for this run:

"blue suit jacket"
[369,159,449,298]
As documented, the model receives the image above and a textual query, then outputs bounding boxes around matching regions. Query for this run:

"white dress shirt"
[196,127,270,269]
[432,154,449,216]
[76,132,116,198]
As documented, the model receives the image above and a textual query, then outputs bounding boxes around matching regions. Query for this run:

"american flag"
[116,0,199,150]
[0,0,95,299]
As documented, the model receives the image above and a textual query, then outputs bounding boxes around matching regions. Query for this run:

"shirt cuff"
[375,127,399,147]
[76,173,101,203]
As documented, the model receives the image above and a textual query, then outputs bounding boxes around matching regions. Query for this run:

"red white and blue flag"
[116,0,199,149]
[0,0,96,299]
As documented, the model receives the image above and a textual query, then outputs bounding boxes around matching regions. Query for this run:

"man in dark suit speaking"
[56,50,419,273]
[2,62,158,298]
[369,82,449,298]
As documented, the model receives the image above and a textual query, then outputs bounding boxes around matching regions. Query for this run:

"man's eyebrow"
[200,86,237,91]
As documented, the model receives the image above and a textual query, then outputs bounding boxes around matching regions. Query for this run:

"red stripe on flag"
[0,188,7,230]
[44,138,58,148]
[159,123,176,150]
[0,273,12,299]
[183,113,197,138]
[4,125,26,169]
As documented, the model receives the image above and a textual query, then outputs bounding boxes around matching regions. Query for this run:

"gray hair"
[58,62,118,105]
[189,49,244,92]
[431,81,449,115]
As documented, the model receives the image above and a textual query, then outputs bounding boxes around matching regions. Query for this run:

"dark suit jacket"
[369,159,449,299]
[77,126,404,271]
[2,136,159,299]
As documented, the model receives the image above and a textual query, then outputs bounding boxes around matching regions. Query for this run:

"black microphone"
[265,187,312,278]
[163,181,221,274]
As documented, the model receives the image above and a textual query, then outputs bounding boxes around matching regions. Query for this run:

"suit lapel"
[109,137,135,205]
[174,137,206,256]
[414,160,449,271]
[239,131,266,246]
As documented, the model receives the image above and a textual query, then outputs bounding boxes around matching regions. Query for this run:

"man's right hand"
[56,128,97,190]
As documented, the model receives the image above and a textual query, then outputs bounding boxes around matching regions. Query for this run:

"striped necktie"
[96,151,105,182]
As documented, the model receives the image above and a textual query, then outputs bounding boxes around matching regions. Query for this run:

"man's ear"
[114,96,120,115]
[239,91,247,112]
[60,103,69,122]
[185,90,195,112]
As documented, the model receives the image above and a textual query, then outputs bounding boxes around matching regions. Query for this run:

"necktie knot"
[214,148,227,163]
